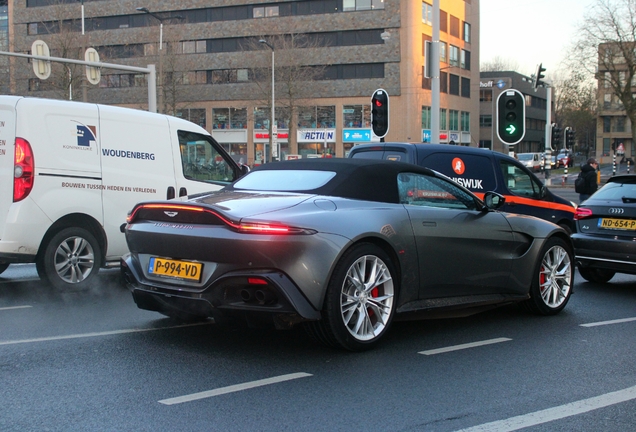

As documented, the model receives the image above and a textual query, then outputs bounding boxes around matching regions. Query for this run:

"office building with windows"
[479,71,549,154]
[10,0,479,165]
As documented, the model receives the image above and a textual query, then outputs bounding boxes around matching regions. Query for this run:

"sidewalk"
[541,161,635,188]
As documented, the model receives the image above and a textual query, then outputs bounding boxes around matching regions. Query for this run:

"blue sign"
[422,129,431,143]
[343,129,371,142]
[76,125,96,147]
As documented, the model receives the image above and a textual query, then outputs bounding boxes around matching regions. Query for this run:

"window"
[440,108,447,130]
[398,173,478,210]
[604,93,612,109]
[422,2,432,24]
[479,115,492,127]
[213,108,230,129]
[253,6,264,18]
[449,110,459,131]
[421,106,431,129]
[344,0,384,11]
[499,160,543,199]
[450,15,460,38]
[449,74,460,95]
[230,108,247,128]
[343,105,370,128]
[440,10,447,33]
[479,89,492,102]
[439,42,447,63]
[317,106,336,128]
[461,77,470,98]
[463,22,471,43]
[177,108,206,129]
[603,117,611,133]
[617,116,626,132]
[179,131,238,184]
[461,111,470,131]
[449,45,459,67]
[440,71,448,93]
[265,6,280,17]
[461,49,470,70]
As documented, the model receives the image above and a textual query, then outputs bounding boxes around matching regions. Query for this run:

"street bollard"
[629,160,631,174]
[613,153,616,176]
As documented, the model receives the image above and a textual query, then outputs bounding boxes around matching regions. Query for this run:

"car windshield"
[233,170,336,191]
[518,154,533,161]
[593,181,636,200]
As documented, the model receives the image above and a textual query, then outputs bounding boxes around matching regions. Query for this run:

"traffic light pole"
[430,0,440,144]
[544,86,552,184]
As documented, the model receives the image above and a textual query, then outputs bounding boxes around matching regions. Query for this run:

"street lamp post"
[259,39,275,163]
[136,7,181,114]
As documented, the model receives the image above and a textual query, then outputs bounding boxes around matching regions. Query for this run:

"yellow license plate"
[599,218,636,230]
[148,257,203,281]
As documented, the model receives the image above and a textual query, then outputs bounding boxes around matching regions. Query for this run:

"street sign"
[31,40,51,80]
[84,48,101,85]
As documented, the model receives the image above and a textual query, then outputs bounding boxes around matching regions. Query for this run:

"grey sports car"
[121,158,574,351]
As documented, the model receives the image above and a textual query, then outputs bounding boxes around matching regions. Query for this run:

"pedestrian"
[576,157,599,203]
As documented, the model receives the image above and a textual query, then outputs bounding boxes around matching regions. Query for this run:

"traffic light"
[371,89,389,138]
[551,123,562,148]
[533,63,546,89]
[565,127,575,148]
[496,89,525,145]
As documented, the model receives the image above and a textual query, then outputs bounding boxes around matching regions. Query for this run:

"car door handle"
[179,187,187,197]
[167,186,175,200]
[421,221,437,227]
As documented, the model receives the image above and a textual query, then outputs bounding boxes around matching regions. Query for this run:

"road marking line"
[580,317,636,327]
[0,305,32,311]
[158,372,313,405]
[419,337,512,355]
[456,384,636,432]
[0,322,211,346]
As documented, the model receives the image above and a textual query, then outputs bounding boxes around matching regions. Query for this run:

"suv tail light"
[14,137,34,202]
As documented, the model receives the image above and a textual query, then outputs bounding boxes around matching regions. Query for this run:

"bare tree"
[480,56,520,72]
[245,33,329,161]
[573,0,636,151]
[552,68,598,157]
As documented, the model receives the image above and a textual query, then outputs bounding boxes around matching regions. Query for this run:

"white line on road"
[0,322,211,346]
[0,305,32,311]
[580,317,636,327]
[418,337,512,355]
[158,372,313,405]
[456,384,636,432]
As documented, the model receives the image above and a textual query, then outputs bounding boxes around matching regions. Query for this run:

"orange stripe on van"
[472,193,575,214]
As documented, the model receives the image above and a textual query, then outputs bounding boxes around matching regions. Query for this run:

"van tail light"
[574,207,593,220]
[14,137,34,202]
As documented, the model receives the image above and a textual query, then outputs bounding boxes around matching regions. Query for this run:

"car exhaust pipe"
[240,288,255,302]
[255,289,277,305]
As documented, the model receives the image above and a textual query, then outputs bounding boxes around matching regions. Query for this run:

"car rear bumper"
[572,233,636,274]
[120,255,321,321]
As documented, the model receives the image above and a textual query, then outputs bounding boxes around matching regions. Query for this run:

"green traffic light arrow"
[506,124,516,135]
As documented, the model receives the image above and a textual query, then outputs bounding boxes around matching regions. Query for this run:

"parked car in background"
[517,153,542,172]
[572,174,636,283]
[121,158,574,351]
[556,149,574,168]
[348,143,576,233]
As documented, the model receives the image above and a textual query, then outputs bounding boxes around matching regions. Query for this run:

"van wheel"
[0,263,9,275]
[37,227,102,291]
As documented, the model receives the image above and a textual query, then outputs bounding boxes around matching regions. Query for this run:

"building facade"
[9,0,479,165]
[479,71,549,155]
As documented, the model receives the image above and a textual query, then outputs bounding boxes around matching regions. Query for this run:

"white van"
[517,152,542,172]
[0,96,247,290]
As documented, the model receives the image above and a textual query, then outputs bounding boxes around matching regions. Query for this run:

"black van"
[349,143,576,233]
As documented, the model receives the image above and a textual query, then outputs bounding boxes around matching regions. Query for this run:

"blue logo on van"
[77,125,96,147]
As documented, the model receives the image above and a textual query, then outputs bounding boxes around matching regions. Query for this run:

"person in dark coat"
[578,158,598,203]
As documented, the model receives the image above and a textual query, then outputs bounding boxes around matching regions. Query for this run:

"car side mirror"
[483,191,506,210]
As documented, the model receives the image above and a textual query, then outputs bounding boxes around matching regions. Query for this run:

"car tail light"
[574,207,593,220]
[14,137,34,202]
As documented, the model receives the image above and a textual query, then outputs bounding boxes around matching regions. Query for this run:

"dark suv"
[349,143,576,233]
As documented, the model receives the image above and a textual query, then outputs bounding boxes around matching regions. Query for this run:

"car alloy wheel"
[307,243,397,351]
[340,253,395,342]
[38,227,102,291]
[523,237,573,315]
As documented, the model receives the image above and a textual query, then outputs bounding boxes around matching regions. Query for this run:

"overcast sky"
[479,0,595,77]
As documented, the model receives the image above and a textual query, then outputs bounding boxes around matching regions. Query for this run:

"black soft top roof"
[239,158,437,204]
